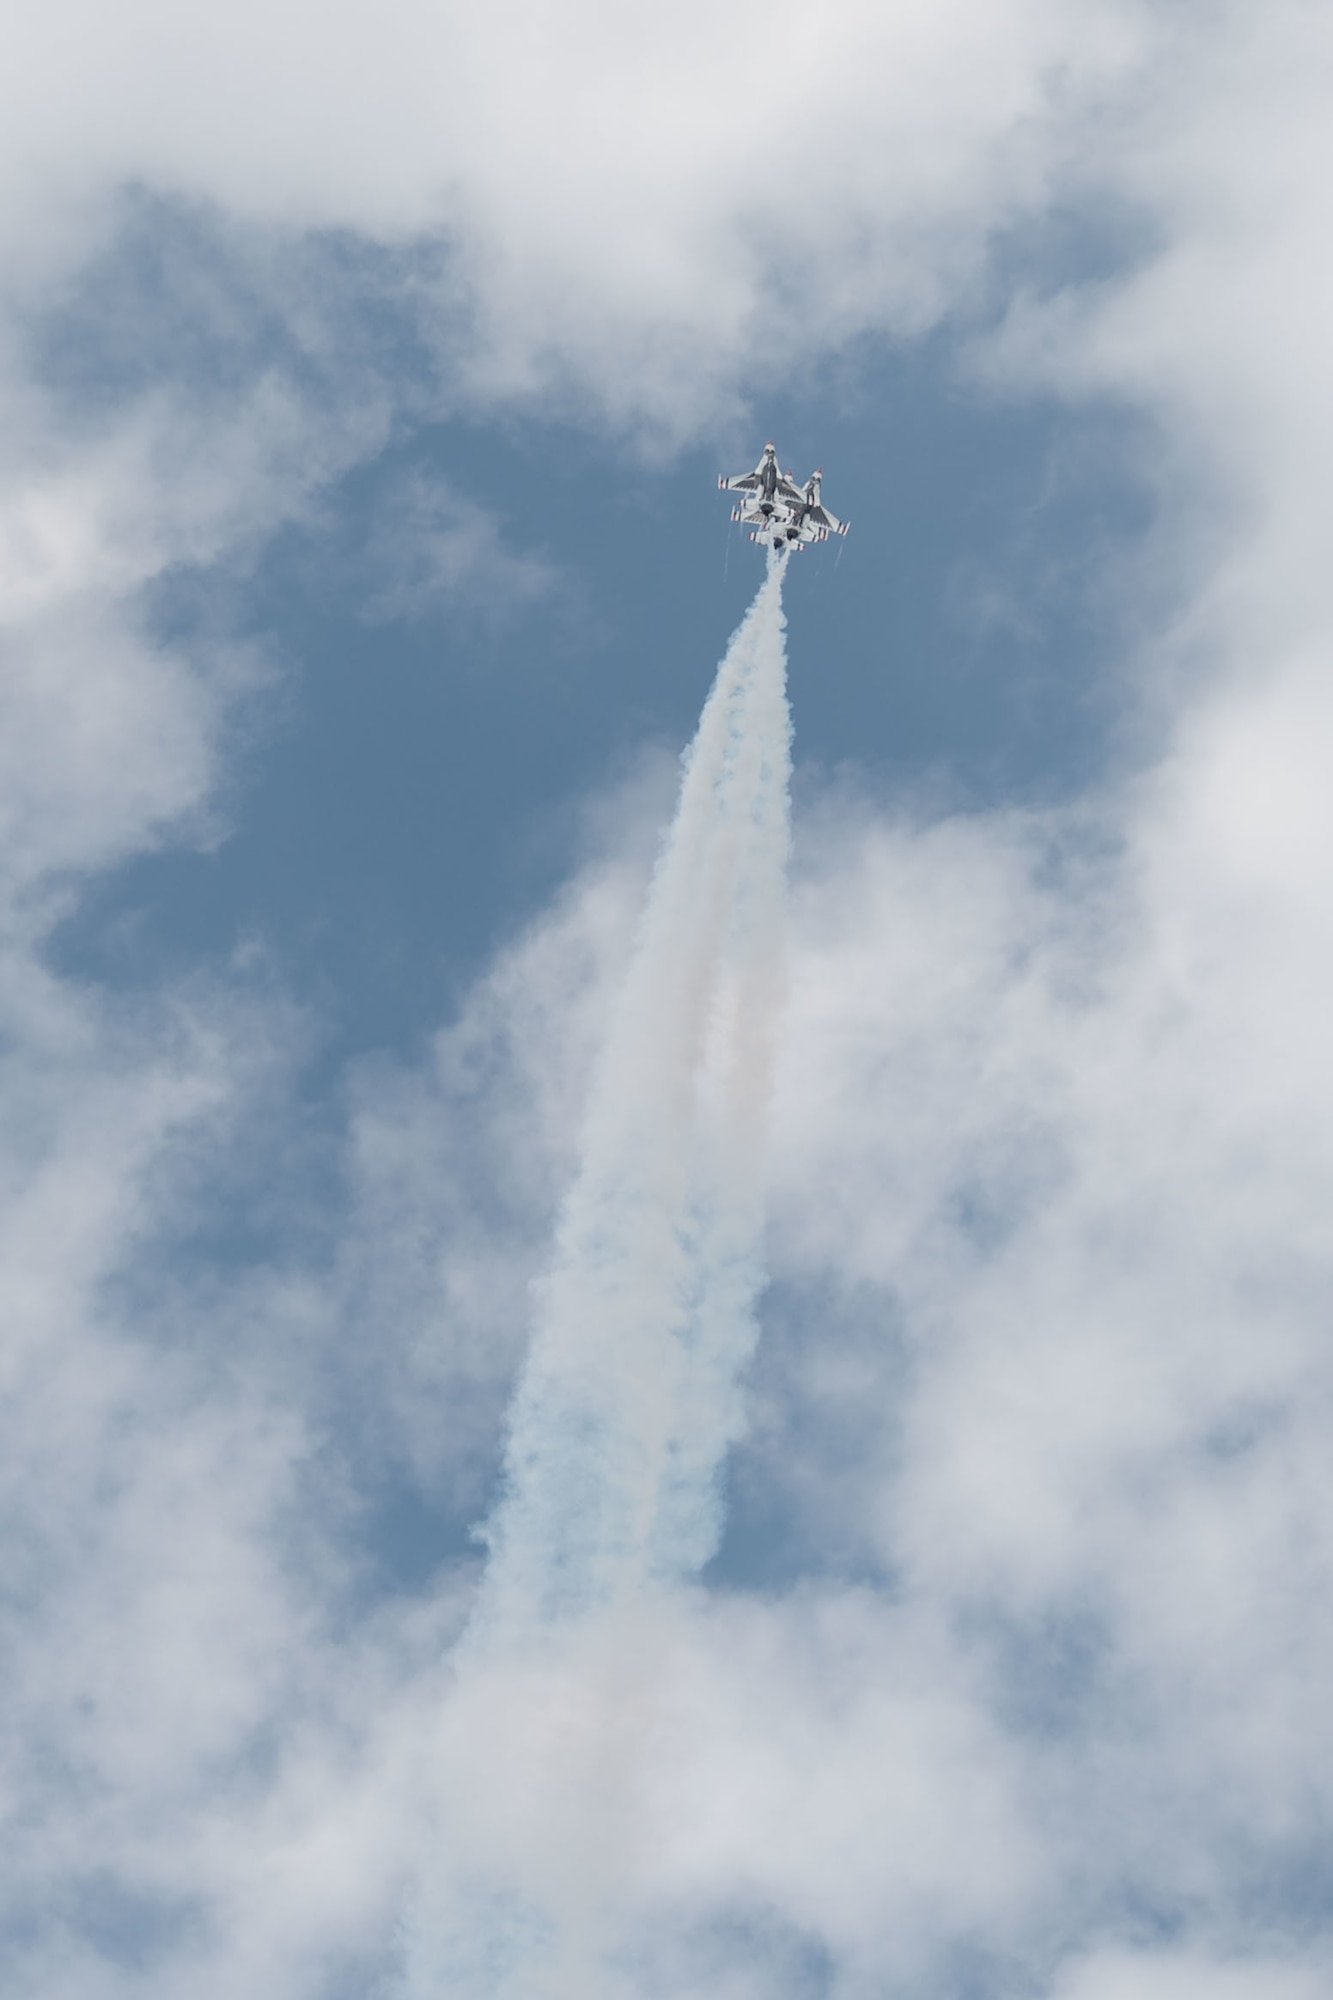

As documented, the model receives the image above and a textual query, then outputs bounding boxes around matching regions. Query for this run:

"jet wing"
[718,470,765,492]
[774,473,805,506]
[807,505,848,535]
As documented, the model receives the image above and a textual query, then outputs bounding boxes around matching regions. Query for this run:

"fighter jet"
[789,468,848,542]
[742,508,816,553]
[720,447,850,553]
[718,442,805,520]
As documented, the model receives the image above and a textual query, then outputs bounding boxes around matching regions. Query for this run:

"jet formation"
[718,442,849,553]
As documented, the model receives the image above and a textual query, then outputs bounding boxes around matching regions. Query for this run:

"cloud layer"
[4,0,1333,1994]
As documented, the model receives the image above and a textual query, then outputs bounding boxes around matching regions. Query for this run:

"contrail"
[405,557,792,1999]
[475,553,792,1644]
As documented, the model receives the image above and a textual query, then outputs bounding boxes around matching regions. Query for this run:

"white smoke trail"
[475,553,792,1643]
[404,557,792,1999]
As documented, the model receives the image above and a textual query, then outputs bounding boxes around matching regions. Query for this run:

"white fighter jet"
[718,442,805,522]
[742,506,814,552]
[789,468,849,543]
[719,445,850,554]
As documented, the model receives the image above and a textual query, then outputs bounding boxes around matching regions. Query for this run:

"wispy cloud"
[357,470,558,626]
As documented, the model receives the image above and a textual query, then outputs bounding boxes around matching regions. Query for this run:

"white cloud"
[1051,1950,1333,2000]
[0,0,1154,426]
[357,469,558,625]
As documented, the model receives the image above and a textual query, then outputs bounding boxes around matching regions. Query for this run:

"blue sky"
[5,7,1333,1999]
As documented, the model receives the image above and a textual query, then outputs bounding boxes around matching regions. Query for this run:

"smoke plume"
[404,557,792,1996]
